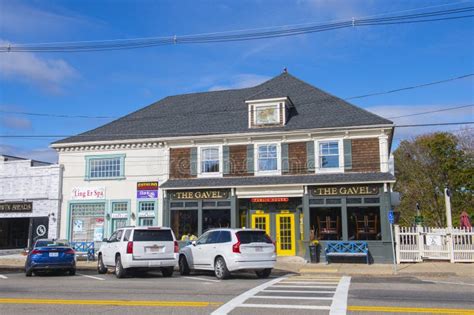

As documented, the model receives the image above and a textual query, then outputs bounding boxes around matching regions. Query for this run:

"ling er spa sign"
[312,185,379,196]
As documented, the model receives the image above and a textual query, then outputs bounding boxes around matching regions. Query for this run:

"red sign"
[250,197,289,203]
[137,182,159,190]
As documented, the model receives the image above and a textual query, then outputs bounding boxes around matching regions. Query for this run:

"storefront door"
[276,213,296,256]
[251,214,270,235]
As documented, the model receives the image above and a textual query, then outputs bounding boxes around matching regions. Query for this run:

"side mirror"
[102,238,109,242]
[192,241,196,246]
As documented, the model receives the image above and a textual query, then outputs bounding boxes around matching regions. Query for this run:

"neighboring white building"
[55,145,168,243]
[0,155,62,249]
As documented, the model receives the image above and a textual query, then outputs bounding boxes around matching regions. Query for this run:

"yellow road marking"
[348,305,474,314]
[0,298,222,308]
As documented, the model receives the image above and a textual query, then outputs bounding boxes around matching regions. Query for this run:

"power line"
[1,73,473,120]
[1,6,473,53]
[387,104,474,119]
[0,122,472,139]
[346,74,474,100]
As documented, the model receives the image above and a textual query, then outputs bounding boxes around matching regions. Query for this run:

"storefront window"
[202,209,230,232]
[112,219,127,231]
[258,144,278,171]
[171,210,198,241]
[319,141,339,168]
[348,207,381,240]
[310,207,342,240]
[139,218,154,226]
[71,203,105,242]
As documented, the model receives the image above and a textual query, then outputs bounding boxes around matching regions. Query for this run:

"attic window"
[254,103,280,125]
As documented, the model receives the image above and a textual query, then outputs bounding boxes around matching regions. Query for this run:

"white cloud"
[0,116,32,130]
[0,40,79,93]
[366,104,474,141]
[0,144,58,164]
[208,74,272,91]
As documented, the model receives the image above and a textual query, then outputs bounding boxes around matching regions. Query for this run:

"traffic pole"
[390,223,397,274]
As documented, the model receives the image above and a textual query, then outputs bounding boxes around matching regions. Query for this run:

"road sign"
[388,210,395,225]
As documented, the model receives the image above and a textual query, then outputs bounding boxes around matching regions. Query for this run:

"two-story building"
[53,72,396,262]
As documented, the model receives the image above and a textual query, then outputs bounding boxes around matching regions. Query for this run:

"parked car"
[178,228,276,280]
[97,226,179,278]
[25,239,76,277]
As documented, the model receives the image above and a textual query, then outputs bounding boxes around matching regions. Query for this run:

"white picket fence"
[394,225,474,263]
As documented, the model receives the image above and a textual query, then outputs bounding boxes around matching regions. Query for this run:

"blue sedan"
[25,239,76,276]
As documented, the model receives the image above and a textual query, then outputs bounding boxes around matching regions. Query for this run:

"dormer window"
[254,104,280,125]
[246,97,292,129]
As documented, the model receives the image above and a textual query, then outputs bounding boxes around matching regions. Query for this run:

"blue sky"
[1,0,473,163]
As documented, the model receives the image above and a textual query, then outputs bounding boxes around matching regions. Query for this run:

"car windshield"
[133,229,173,242]
[35,240,54,248]
[237,231,272,244]
[35,240,69,248]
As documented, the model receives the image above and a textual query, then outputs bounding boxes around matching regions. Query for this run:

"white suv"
[97,226,178,278]
[178,228,276,280]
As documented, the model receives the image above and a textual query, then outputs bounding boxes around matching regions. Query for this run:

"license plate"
[146,247,162,253]
[255,247,263,252]
[49,252,59,257]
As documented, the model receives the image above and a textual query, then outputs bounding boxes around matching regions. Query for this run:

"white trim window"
[316,140,344,173]
[254,103,280,125]
[256,143,280,175]
[198,146,222,177]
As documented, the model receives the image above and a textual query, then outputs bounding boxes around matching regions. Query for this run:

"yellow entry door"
[276,213,296,256]
[251,214,270,235]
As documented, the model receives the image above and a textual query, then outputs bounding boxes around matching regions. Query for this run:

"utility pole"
[444,187,453,228]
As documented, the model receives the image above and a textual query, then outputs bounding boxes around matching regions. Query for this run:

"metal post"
[390,223,397,274]
[444,188,452,229]
[444,188,454,262]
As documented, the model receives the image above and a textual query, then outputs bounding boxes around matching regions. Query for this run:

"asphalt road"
[0,269,473,315]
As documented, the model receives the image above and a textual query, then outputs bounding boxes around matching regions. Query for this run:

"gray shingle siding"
[54,73,393,144]
[160,172,395,189]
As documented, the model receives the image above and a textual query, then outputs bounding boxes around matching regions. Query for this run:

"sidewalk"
[1,254,472,277]
[274,256,474,277]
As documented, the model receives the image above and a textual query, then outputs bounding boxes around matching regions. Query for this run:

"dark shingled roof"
[160,172,395,189]
[54,73,392,144]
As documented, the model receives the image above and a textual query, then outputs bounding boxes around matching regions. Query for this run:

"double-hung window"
[257,144,278,173]
[86,155,125,180]
[319,141,340,169]
[200,147,220,175]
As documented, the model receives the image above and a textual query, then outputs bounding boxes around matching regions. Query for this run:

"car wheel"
[25,268,33,277]
[255,268,272,279]
[161,266,174,277]
[97,255,107,274]
[115,255,126,279]
[69,268,76,276]
[214,257,230,280]
[179,255,190,276]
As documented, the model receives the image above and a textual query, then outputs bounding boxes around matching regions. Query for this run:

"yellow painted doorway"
[251,213,270,235]
[276,213,296,256]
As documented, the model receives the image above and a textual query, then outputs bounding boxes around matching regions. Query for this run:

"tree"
[393,131,473,227]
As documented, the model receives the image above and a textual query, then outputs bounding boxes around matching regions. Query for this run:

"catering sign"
[71,187,106,200]
[137,181,158,199]
[312,185,379,196]
[250,197,289,203]
[0,202,33,213]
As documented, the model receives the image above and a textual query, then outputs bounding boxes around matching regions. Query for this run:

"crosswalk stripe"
[273,285,338,289]
[280,281,340,285]
[263,289,336,294]
[238,304,331,310]
[251,295,333,300]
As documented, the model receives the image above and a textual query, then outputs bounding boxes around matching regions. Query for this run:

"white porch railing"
[394,225,474,263]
